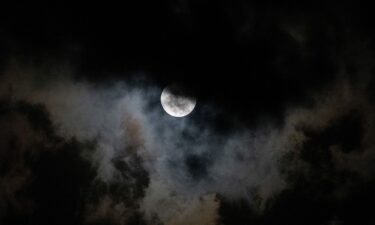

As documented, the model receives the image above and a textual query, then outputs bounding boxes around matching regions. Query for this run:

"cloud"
[0,105,50,220]
[0,63,289,224]
[0,99,97,224]
[1,53,375,225]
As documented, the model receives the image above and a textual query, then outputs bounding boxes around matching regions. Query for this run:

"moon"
[161,85,196,117]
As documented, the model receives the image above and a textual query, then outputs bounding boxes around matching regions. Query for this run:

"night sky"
[1,2,375,225]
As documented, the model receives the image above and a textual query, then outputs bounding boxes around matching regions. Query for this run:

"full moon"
[161,85,196,117]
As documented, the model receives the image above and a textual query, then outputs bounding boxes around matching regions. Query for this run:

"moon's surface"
[161,85,196,117]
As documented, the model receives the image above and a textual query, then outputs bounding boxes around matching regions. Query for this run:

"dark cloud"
[184,153,211,181]
[0,99,150,225]
[1,2,375,225]
[0,100,93,224]
[1,53,374,224]
[215,76,375,225]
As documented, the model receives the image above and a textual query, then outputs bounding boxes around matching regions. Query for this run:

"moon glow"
[161,85,196,117]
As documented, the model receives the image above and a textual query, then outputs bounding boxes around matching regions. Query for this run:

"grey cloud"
[0,63,289,223]
[1,56,375,225]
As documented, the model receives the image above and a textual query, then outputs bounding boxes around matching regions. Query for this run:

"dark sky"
[0,1,375,225]
[1,2,374,125]
[0,2,373,101]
